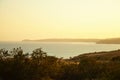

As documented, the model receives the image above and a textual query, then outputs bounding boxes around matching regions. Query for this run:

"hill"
[96,38,120,44]
[70,49,120,62]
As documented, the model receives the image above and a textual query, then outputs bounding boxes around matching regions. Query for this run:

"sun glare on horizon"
[0,0,120,41]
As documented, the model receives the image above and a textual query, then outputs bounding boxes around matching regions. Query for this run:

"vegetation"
[0,48,120,80]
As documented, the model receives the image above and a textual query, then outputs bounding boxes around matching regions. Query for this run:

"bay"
[0,41,120,58]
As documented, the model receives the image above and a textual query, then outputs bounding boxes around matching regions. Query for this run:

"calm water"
[0,42,120,58]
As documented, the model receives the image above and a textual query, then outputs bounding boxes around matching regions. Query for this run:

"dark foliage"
[0,47,120,80]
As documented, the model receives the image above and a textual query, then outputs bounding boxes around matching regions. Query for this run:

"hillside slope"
[71,49,120,62]
[96,38,120,44]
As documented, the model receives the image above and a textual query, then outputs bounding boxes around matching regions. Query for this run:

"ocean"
[0,41,120,58]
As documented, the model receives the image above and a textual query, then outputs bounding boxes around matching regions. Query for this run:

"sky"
[0,0,120,41]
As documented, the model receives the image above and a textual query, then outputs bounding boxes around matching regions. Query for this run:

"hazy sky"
[0,0,120,41]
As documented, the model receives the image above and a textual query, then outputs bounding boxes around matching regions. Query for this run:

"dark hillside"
[1,48,120,80]
[71,49,120,62]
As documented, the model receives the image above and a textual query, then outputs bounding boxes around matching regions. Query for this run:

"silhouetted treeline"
[0,47,120,80]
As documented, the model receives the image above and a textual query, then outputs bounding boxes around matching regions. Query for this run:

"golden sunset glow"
[1,0,120,41]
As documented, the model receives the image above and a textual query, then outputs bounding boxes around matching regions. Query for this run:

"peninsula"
[22,38,120,44]
[22,38,100,42]
[97,38,120,44]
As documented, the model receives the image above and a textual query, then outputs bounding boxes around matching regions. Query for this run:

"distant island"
[22,38,120,44]
[22,38,100,42]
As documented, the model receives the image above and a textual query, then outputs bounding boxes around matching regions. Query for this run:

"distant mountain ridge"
[22,38,120,44]
[22,38,100,42]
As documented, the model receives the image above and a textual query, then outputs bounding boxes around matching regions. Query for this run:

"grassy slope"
[70,49,120,62]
